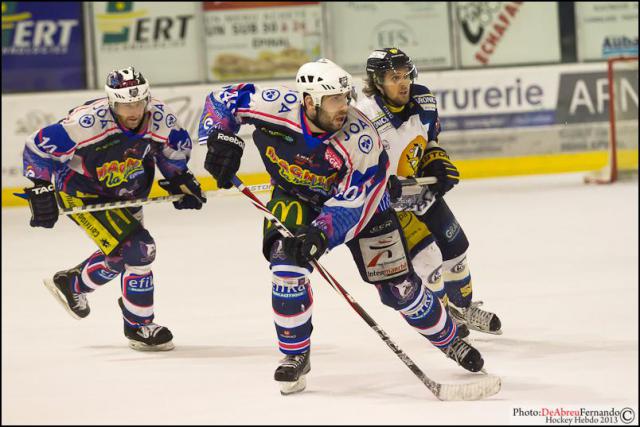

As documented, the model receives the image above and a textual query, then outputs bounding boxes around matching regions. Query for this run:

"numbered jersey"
[23,97,192,200]
[198,83,390,249]
[356,84,441,178]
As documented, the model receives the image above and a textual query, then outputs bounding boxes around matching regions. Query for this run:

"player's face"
[306,93,350,133]
[114,100,146,130]
[380,67,412,107]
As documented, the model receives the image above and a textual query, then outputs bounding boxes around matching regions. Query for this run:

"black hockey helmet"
[366,48,417,85]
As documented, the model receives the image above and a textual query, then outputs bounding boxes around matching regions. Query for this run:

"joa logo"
[2,2,79,54]
[96,2,193,49]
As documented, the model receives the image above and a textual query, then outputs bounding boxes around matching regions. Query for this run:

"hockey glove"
[282,226,328,266]
[204,129,244,189]
[387,174,402,203]
[418,141,459,196]
[25,179,59,228]
[158,170,206,210]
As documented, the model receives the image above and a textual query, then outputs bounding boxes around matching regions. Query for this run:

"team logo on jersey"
[397,135,428,177]
[96,157,144,187]
[262,89,281,102]
[265,146,338,192]
[324,147,344,170]
[79,114,96,128]
[165,114,176,128]
[358,135,373,153]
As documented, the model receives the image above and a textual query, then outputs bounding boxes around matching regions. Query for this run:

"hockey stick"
[14,183,273,215]
[231,175,501,401]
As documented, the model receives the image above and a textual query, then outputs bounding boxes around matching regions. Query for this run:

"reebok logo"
[216,133,244,149]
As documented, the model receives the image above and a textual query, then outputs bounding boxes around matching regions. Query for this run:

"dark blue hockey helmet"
[366,48,417,85]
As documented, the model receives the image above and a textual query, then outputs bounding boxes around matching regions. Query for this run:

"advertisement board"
[575,2,638,61]
[2,1,85,92]
[456,2,561,67]
[203,2,322,81]
[324,2,453,73]
[91,1,204,86]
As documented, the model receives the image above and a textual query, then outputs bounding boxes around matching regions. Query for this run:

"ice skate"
[274,351,311,395]
[442,336,484,372]
[454,319,470,339]
[118,298,174,351]
[449,301,502,335]
[43,267,90,319]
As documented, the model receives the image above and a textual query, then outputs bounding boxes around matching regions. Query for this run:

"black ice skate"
[274,351,311,395]
[449,301,502,335]
[43,267,90,320]
[118,298,174,351]
[454,320,470,339]
[442,336,484,372]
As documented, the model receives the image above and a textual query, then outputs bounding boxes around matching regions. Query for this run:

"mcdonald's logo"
[269,200,303,228]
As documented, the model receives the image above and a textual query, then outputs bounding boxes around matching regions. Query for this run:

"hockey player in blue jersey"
[198,58,485,394]
[357,48,502,336]
[23,67,206,351]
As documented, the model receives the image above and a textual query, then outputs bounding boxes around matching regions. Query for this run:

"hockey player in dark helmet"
[358,48,502,338]
[364,47,418,108]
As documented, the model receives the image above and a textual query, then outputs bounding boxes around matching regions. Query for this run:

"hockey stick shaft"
[38,178,431,216]
[230,175,444,398]
[46,183,274,215]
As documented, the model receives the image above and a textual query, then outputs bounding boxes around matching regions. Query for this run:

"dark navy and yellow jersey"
[357,84,441,178]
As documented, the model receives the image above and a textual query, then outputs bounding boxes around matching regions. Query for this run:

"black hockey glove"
[418,142,460,196]
[387,174,402,203]
[204,129,244,189]
[25,179,59,228]
[158,170,207,210]
[282,225,328,266]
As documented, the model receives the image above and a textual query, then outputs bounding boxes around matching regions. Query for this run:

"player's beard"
[314,108,347,134]
[385,91,410,108]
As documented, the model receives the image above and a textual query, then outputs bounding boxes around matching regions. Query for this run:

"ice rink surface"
[2,172,638,424]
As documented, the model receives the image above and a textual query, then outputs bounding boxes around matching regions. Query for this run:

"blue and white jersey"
[198,83,390,249]
[23,97,193,199]
[357,84,441,178]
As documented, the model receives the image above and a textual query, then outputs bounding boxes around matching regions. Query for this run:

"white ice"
[2,172,638,424]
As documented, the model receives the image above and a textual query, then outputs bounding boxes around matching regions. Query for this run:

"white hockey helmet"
[296,58,354,107]
[104,66,150,110]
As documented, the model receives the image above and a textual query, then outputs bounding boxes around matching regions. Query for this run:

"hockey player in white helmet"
[198,58,486,395]
[357,48,502,336]
[23,66,206,351]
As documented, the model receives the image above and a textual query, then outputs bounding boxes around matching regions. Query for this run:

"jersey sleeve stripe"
[236,108,302,131]
[76,127,119,146]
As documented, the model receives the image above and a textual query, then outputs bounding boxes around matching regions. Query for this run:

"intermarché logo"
[96,1,193,48]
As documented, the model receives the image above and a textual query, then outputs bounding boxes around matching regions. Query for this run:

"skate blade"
[127,340,175,352]
[279,375,307,395]
[466,325,503,335]
[43,278,81,320]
